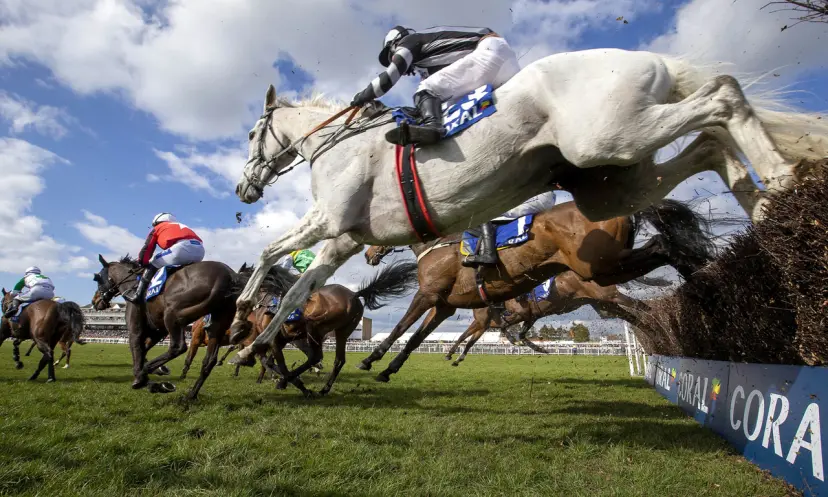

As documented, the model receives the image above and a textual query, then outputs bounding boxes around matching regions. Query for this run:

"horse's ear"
[2,288,6,296]
[98,254,109,267]
[264,84,277,112]
[239,262,248,272]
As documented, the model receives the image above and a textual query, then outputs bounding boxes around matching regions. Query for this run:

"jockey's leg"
[231,233,363,364]
[462,222,497,267]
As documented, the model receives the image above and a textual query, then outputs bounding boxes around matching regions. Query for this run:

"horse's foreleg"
[320,331,350,396]
[446,324,476,361]
[180,336,200,379]
[12,339,24,369]
[270,335,313,396]
[449,317,485,365]
[232,233,362,364]
[186,314,231,401]
[217,344,236,366]
[142,320,187,385]
[359,291,434,370]
[454,324,487,367]
[377,304,456,382]
[230,206,333,344]
[25,341,36,356]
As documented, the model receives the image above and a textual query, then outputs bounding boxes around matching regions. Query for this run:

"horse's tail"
[660,55,828,163]
[355,260,420,311]
[634,199,716,279]
[57,301,86,345]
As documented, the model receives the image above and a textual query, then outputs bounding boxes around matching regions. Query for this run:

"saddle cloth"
[392,84,496,139]
[145,265,181,301]
[528,276,556,303]
[460,214,535,257]
[9,302,31,323]
[267,296,303,323]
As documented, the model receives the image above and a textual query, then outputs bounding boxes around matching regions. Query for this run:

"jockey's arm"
[351,39,420,106]
[12,277,25,292]
[138,228,159,267]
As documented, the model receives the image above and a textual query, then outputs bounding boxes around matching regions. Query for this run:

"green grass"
[0,345,796,497]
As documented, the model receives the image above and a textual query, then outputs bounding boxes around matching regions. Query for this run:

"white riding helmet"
[24,266,41,275]
[379,25,412,66]
[152,212,177,226]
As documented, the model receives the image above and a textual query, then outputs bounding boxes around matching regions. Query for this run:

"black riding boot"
[122,267,156,304]
[462,222,498,267]
[385,90,446,146]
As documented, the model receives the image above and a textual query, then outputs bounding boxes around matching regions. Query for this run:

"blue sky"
[0,0,825,335]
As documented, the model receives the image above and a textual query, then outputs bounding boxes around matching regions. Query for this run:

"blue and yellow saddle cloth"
[460,214,535,257]
[392,84,497,139]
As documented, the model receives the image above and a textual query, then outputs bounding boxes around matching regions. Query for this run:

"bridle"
[97,265,142,305]
[240,103,394,200]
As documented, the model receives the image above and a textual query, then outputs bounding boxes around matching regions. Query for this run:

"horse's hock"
[635,159,828,366]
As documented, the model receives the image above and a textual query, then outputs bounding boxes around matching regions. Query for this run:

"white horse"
[229,48,827,367]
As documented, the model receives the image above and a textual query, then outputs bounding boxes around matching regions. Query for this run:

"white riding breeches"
[16,284,55,303]
[151,239,205,269]
[494,191,558,221]
[417,36,520,105]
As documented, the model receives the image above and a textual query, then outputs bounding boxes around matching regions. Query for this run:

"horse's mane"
[272,91,348,112]
[118,255,140,266]
[238,263,298,296]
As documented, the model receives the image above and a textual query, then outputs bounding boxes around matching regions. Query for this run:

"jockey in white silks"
[4,266,55,318]
[463,191,558,268]
[350,25,521,146]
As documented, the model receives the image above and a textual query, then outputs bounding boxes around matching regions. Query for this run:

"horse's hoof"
[318,389,330,396]
[444,355,453,361]
[302,390,316,399]
[62,365,69,369]
[356,361,372,371]
[15,362,24,370]
[229,321,252,345]
[217,361,224,367]
[53,361,60,366]
[132,376,149,390]
[148,381,176,394]
[375,372,391,383]
[451,362,460,367]
[179,374,187,380]
[153,365,171,376]
[275,379,288,390]
[46,378,55,383]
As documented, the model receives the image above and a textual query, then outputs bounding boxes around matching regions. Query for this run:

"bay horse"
[234,260,419,397]
[91,255,286,400]
[228,48,825,367]
[0,290,85,382]
[444,271,651,366]
[359,199,714,382]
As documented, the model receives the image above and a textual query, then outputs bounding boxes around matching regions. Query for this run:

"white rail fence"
[79,336,629,356]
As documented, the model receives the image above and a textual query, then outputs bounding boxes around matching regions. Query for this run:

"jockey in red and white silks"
[122,212,205,304]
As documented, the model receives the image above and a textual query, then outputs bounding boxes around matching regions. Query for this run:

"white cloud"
[0,137,91,275]
[0,90,73,138]
[0,0,661,141]
[647,0,827,81]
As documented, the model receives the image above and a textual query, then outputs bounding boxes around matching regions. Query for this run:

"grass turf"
[0,344,796,496]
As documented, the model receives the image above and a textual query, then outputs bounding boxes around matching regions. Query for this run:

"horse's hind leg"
[180,337,200,379]
[25,341,36,356]
[320,331,350,396]
[217,344,236,366]
[446,320,479,361]
[451,318,486,367]
[142,319,188,386]
[29,340,54,382]
[454,326,487,367]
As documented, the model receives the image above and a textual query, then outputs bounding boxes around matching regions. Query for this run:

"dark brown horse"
[444,270,652,366]
[0,290,85,382]
[92,255,287,400]
[237,260,419,397]
[360,199,713,382]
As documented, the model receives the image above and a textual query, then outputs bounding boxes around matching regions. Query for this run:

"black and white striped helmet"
[378,25,411,66]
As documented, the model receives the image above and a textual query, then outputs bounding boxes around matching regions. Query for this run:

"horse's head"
[365,246,394,266]
[92,254,142,310]
[236,84,300,204]
[1,288,13,315]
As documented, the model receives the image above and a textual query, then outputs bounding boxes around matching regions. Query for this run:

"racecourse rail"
[78,336,627,356]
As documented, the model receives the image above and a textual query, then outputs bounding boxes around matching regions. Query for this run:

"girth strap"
[395,143,441,243]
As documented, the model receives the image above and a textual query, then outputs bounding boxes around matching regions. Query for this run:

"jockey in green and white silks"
[4,266,55,318]
[276,249,316,276]
[350,26,520,146]
[463,191,558,268]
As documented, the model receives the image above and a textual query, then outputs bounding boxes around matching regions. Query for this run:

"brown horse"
[444,270,653,366]
[360,199,713,382]
[0,290,85,382]
[238,260,419,397]
[92,255,288,400]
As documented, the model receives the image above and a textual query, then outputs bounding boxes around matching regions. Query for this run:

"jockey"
[122,212,205,304]
[350,26,520,146]
[3,266,55,318]
[463,191,558,268]
[276,249,316,276]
